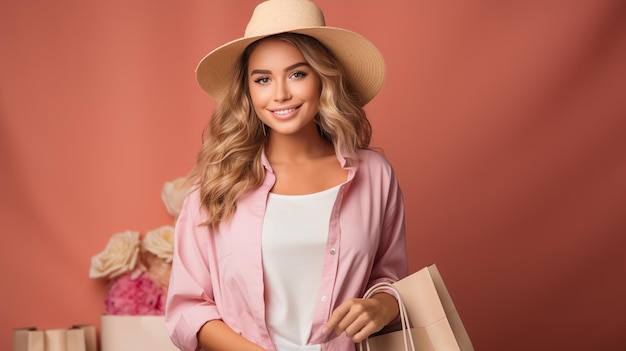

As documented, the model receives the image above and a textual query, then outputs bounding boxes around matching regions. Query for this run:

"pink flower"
[104,272,166,315]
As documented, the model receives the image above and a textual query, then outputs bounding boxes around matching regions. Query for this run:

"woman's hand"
[324,292,399,343]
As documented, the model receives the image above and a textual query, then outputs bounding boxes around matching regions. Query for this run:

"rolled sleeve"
[165,192,221,351]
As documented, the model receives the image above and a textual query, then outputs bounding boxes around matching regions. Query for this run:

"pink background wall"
[2,1,625,350]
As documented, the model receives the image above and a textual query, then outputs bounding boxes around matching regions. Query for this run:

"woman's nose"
[273,80,292,102]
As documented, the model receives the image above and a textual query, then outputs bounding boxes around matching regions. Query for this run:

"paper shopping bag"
[12,327,44,351]
[44,328,86,351]
[361,264,474,351]
[13,325,94,351]
[71,325,97,351]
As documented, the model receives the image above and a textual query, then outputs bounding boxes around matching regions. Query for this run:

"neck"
[266,127,330,164]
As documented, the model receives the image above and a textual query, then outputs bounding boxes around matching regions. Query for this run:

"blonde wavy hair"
[189,33,372,227]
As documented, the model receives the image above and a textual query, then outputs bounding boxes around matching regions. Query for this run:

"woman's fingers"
[324,298,353,336]
[325,298,385,343]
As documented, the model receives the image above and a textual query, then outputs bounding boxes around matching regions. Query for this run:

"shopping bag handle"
[359,282,416,351]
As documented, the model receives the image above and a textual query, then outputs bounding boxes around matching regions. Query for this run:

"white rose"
[89,230,141,279]
[161,177,191,218]
[142,225,174,263]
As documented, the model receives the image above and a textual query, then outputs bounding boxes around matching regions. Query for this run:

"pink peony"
[104,272,166,315]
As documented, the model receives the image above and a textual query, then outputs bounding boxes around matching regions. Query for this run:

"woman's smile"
[269,105,302,120]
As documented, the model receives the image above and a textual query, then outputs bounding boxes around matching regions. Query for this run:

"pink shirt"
[165,149,408,351]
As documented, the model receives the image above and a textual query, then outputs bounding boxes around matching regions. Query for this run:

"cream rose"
[89,230,141,279]
[142,225,174,263]
[161,177,191,219]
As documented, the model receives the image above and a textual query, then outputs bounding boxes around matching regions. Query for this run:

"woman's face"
[247,38,321,137]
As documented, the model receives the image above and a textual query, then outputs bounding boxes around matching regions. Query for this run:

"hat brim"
[196,27,385,106]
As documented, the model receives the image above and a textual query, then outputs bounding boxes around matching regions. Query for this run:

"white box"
[100,315,179,351]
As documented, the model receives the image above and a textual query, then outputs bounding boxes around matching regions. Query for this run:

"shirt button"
[321,296,328,302]
[329,248,337,255]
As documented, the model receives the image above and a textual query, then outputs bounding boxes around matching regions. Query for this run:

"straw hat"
[195,0,385,106]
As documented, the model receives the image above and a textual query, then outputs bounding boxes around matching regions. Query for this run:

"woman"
[165,1,408,350]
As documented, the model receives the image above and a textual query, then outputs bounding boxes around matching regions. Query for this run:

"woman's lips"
[269,105,301,120]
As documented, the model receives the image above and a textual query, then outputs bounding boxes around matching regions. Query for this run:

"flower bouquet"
[89,227,173,315]
[89,177,190,351]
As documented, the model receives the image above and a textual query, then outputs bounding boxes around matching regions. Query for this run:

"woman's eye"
[254,77,270,84]
[291,71,307,79]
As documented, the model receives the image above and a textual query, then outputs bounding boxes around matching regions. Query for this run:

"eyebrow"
[250,62,310,76]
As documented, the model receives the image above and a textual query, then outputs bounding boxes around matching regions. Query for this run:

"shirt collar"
[260,145,357,172]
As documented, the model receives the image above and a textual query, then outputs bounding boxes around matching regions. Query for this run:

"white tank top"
[262,185,340,351]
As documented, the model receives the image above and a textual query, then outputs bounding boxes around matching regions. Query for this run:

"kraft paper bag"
[44,328,86,351]
[71,325,97,351]
[361,264,474,351]
[100,315,179,351]
[12,328,44,351]
[13,325,94,351]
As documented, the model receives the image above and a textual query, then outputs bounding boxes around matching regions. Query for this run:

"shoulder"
[179,186,206,222]
[353,149,400,185]
[356,148,394,172]
[184,185,201,206]
[350,149,404,204]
